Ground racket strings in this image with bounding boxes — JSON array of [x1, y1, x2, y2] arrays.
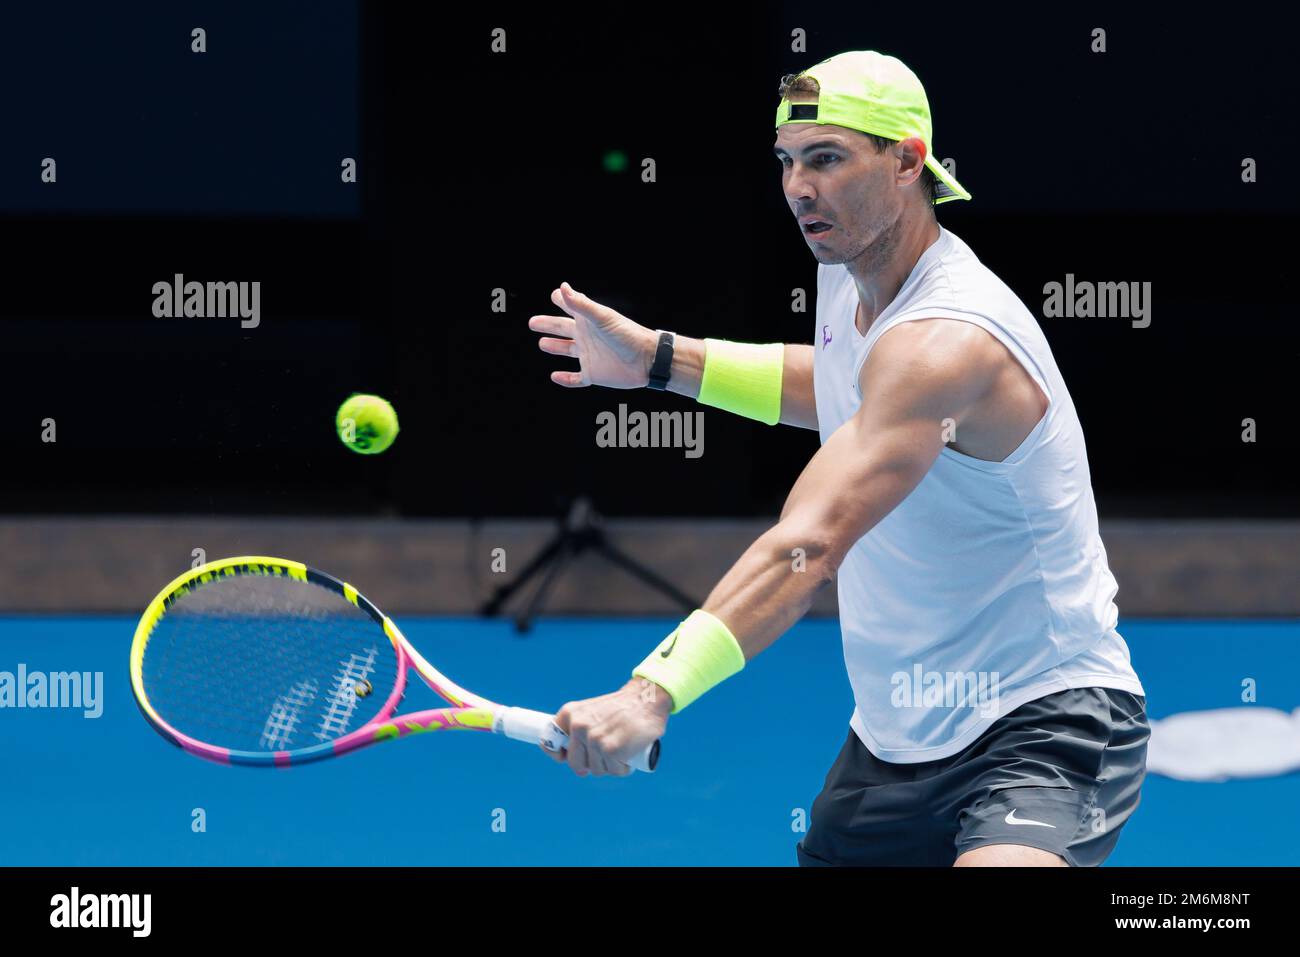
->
[[140, 575, 400, 754]]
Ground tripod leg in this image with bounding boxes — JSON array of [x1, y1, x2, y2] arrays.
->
[[479, 535, 567, 616], [515, 539, 577, 633]]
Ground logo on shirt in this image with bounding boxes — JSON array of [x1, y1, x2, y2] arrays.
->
[[822, 324, 832, 349]]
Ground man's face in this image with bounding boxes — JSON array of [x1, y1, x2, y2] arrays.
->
[[773, 102, 913, 266]]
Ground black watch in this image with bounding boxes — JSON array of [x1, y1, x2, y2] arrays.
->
[[646, 330, 676, 390]]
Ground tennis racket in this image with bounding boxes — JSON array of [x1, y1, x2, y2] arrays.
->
[[129, 556, 660, 772]]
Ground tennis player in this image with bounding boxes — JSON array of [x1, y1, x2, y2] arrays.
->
[[528, 50, 1149, 867]]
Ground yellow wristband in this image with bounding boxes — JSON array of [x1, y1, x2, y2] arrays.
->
[[632, 609, 746, 713], [697, 339, 784, 425]]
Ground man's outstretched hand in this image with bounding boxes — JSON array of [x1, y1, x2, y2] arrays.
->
[[528, 282, 657, 390]]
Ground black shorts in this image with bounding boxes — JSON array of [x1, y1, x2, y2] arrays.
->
[[796, 686, 1150, 867]]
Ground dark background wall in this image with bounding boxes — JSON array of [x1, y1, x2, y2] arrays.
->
[[3, 2, 1295, 518]]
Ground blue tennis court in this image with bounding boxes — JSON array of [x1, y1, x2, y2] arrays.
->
[[2, 616, 1297, 865]]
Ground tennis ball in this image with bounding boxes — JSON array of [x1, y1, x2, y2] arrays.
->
[[335, 394, 399, 454]]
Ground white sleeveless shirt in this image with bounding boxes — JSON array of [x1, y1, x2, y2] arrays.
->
[[813, 225, 1145, 763]]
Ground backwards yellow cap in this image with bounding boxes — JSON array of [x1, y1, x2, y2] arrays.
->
[[774, 50, 971, 205]]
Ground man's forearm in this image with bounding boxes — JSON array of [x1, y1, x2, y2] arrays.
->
[[776, 343, 816, 429], [699, 519, 836, 662], [658, 336, 816, 429]]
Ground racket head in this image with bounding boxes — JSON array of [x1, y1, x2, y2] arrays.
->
[[129, 556, 408, 767]]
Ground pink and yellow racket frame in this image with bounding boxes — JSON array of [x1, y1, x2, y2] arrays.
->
[[128, 556, 607, 768]]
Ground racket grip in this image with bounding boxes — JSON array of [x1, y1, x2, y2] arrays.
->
[[495, 707, 660, 773]]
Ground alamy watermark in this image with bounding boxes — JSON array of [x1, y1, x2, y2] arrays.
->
[[890, 665, 1001, 717], [0, 664, 103, 718], [50, 888, 151, 937], [1043, 274, 1151, 328], [596, 404, 703, 459], [152, 274, 260, 328]]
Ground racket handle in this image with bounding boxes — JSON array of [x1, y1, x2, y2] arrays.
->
[[495, 707, 660, 773]]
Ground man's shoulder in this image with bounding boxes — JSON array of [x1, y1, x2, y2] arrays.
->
[[866, 318, 1010, 399]]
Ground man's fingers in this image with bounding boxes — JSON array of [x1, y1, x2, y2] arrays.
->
[[554, 283, 618, 330], [566, 735, 591, 776], [550, 370, 587, 388], [595, 745, 635, 777], [538, 742, 566, 763], [537, 336, 578, 358], [529, 314, 576, 338], [559, 283, 598, 319], [552, 707, 572, 736], [552, 702, 646, 779], [550, 286, 579, 316]]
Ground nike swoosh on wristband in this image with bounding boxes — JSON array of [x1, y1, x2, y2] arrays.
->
[[660, 630, 680, 658], [1005, 809, 1056, 828]]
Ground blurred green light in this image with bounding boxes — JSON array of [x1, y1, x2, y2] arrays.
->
[[602, 150, 628, 174]]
